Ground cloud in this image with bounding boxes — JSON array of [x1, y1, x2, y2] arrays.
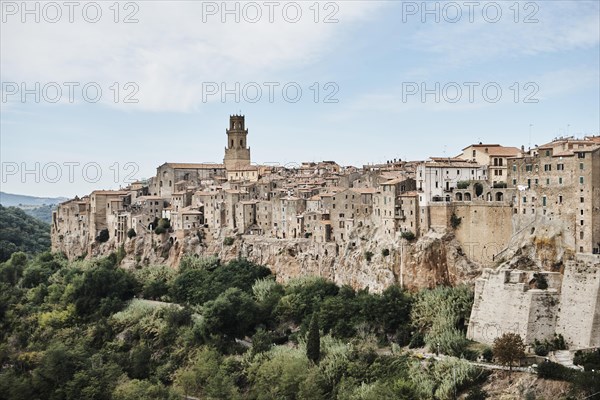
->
[[391, 1, 599, 72], [1, 1, 382, 112]]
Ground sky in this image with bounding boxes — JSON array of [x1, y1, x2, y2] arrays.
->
[[1, 0, 599, 198]]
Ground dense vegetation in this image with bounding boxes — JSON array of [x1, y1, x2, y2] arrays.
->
[[21, 205, 55, 224], [0, 251, 493, 400], [1, 251, 597, 399], [0, 205, 51, 262]]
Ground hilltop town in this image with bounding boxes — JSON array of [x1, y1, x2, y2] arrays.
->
[[51, 115, 600, 350]]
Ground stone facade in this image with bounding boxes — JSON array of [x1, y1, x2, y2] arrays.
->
[[467, 254, 600, 349]]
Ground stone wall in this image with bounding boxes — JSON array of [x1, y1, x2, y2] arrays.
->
[[468, 254, 600, 349], [453, 203, 513, 264], [467, 269, 560, 346], [555, 254, 600, 348]]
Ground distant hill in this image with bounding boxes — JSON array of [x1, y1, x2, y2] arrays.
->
[[22, 204, 55, 224], [0, 192, 68, 207], [0, 205, 51, 262]]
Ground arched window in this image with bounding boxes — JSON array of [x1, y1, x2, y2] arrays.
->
[[496, 192, 504, 201], [456, 193, 463, 201], [240, 139, 243, 147]]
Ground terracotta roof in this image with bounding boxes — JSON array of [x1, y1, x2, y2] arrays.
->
[[228, 165, 259, 171], [462, 144, 501, 150], [162, 163, 224, 169], [486, 147, 521, 157], [381, 178, 409, 185], [91, 190, 128, 195], [350, 188, 378, 194]]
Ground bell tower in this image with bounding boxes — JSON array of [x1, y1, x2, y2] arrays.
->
[[224, 115, 251, 171]]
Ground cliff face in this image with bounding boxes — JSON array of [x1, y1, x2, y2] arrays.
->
[[57, 224, 481, 292]]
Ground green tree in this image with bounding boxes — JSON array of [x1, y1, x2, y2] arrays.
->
[[493, 333, 525, 375], [0, 205, 51, 262], [95, 228, 109, 243], [72, 257, 138, 319], [113, 378, 176, 400], [201, 288, 259, 339], [306, 313, 321, 364], [126, 228, 136, 239]]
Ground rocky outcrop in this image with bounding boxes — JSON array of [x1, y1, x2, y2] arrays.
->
[[60, 223, 481, 292]]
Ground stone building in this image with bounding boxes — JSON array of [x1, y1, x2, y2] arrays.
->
[[459, 143, 521, 184], [224, 115, 251, 172], [508, 137, 600, 254], [154, 163, 225, 198]]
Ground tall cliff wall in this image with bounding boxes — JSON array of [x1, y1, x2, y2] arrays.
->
[[555, 255, 600, 348], [75, 224, 479, 292], [467, 254, 600, 349], [467, 269, 560, 346]]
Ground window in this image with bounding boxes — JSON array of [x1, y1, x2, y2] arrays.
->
[[512, 179, 517, 185], [545, 150, 550, 156], [523, 196, 527, 203], [559, 177, 563, 184], [580, 231, 584, 239], [544, 164, 552, 171], [581, 197, 584, 203], [557, 164, 564, 171], [580, 162, 584, 170], [580, 176, 584, 184], [542, 196, 547, 207], [546, 179, 550, 185], [558, 195, 563, 204], [578, 152, 585, 159], [525, 164, 533, 172], [472, 150, 476, 157], [512, 165, 516, 171]]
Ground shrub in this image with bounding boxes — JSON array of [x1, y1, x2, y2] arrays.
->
[[534, 273, 548, 290], [534, 343, 548, 357], [127, 228, 136, 239], [382, 248, 390, 257], [492, 182, 507, 188], [450, 213, 462, 229], [573, 349, 600, 371], [153, 218, 170, 234], [481, 347, 493, 362], [95, 229, 109, 243], [401, 231, 415, 241], [537, 360, 572, 380], [466, 387, 488, 400], [223, 237, 234, 246], [474, 182, 484, 197], [364, 251, 374, 262], [457, 181, 470, 189]]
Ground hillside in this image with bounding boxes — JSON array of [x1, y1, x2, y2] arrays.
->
[[0, 253, 595, 399], [0, 191, 68, 207], [20, 204, 55, 224], [0, 205, 51, 262]]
